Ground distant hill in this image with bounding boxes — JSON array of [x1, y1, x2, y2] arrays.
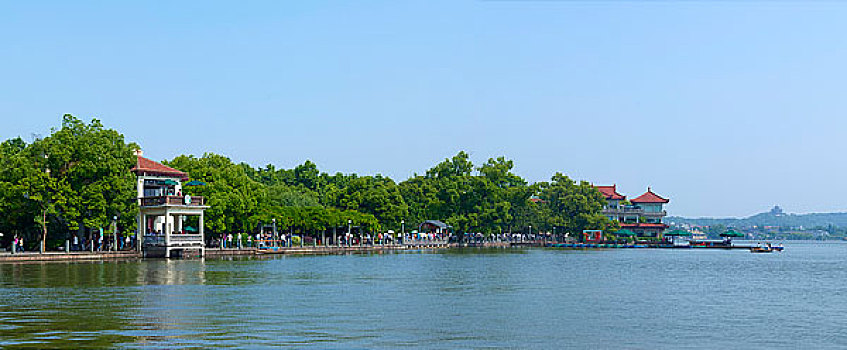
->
[[667, 206, 847, 228]]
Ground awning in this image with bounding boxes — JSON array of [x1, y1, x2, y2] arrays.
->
[[664, 229, 692, 237], [720, 230, 745, 238], [185, 180, 206, 186], [422, 220, 449, 228], [614, 229, 636, 236]]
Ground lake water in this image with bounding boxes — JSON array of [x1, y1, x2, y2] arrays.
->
[[1, 241, 846, 349]]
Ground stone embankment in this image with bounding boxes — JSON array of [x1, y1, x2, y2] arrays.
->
[[0, 251, 141, 262], [0, 241, 455, 262]]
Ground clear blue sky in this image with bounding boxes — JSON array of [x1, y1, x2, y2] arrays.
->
[[2, 1, 846, 217]]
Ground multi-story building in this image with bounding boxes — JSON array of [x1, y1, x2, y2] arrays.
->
[[132, 149, 209, 258], [595, 185, 669, 237]]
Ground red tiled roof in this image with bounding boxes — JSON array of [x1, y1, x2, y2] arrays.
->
[[631, 188, 669, 204], [594, 185, 626, 200], [131, 156, 188, 180]]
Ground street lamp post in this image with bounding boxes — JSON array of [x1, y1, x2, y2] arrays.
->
[[348, 219, 352, 247], [529, 225, 532, 242], [401, 220, 405, 245], [112, 215, 118, 252]]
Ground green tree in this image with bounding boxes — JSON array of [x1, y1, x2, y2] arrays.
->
[[0, 115, 137, 251], [166, 153, 263, 235], [540, 173, 613, 235]]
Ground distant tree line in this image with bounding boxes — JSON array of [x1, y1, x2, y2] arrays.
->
[[0, 115, 616, 249], [668, 207, 847, 230]]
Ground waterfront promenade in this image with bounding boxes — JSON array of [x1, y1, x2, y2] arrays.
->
[[0, 239, 760, 263], [0, 250, 141, 262], [0, 240, 456, 263]]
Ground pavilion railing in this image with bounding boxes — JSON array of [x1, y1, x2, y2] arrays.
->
[[140, 195, 205, 207], [403, 238, 449, 246], [602, 208, 666, 216], [170, 234, 203, 242], [143, 235, 165, 246], [143, 234, 202, 246]]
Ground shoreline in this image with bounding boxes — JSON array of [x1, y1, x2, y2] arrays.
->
[[0, 240, 770, 263], [0, 242, 459, 263]]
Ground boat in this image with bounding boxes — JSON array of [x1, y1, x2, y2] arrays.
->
[[690, 239, 733, 248], [749, 244, 784, 253]]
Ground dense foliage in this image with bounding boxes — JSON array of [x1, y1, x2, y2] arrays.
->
[[0, 116, 615, 248], [0, 115, 137, 250]]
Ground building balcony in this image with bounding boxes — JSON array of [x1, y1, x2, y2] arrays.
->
[[603, 207, 666, 216], [140, 195, 205, 207], [603, 207, 643, 214]]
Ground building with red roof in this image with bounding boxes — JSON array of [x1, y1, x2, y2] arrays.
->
[[594, 185, 669, 237], [595, 185, 626, 201], [131, 155, 189, 181], [631, 187, 669, 204], [132, 149, 209, 258]]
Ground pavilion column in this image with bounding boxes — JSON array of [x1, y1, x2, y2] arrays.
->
[[177, 215, 183, 234], [137, 212, 144, 252], [199, 212, 205, 257], [199, 212, 205, 242], [164, 209, 171, 258]]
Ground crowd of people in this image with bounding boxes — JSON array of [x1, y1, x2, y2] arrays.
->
[[69, 232, 136, 252], [204, 230, 454, 249], [3, 229, 456, 254], [2, 232, 137, 254]]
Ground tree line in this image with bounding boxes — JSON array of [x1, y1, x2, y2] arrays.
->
[[0, 115, 616, 249]]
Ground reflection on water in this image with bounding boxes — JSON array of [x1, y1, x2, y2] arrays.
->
[[137, 260, 204, 285], [2, 243, 847, 348]]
